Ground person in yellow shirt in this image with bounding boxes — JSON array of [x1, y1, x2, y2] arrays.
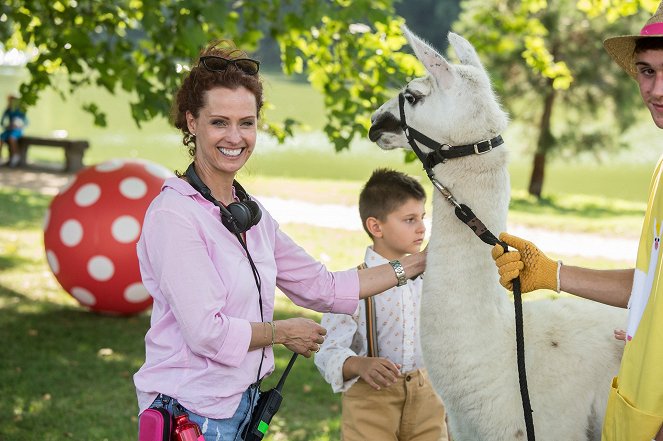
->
[[492, 3, 663, 441]]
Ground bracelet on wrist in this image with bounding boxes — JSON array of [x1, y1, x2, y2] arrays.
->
[[270, 321, 276, 346], [389, 259, 408, 287]]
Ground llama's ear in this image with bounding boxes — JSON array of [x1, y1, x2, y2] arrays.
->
[[448, 32, 483, 69], [401, 24, 454, 88]]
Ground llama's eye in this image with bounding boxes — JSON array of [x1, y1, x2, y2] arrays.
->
[[404, 92, 418, 104]]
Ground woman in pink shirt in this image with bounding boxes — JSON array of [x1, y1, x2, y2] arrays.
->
[[133, 40, 426, 441]]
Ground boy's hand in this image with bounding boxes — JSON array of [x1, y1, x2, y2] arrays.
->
[[491, 232, 560, 293], [613, 329, 627, 341], [350, 357, 401, 390]]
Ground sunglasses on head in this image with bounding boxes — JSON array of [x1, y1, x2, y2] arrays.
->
[[199, 56, 260, 76]]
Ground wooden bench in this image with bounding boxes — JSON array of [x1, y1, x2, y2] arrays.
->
[[18, 136, 90, 172]]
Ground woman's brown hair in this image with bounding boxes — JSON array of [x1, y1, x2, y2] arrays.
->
[[172, 40, 264, 157]]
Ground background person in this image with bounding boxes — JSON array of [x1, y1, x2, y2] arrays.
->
[[133, 40, 426, 441], [0, 93, 27, 168], [315, 168, 450, 441], [492, 4, 663, 440]]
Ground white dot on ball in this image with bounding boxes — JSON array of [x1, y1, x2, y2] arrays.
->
[[124, 283, 151, 303], [46, 250, 60, 274], [60, 219, 83, 247], [88, 255, 115, 281], [71, 287, 96, 306], [145, 163, 174, 179], [119, 177, 147, 199], [111, 216, 141, 243], [74, 183, 101, 207], [43, 209, 51, 231], [96, 160, 124, 172]]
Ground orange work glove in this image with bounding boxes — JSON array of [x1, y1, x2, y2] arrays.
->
[[491, 232, 561, 293]]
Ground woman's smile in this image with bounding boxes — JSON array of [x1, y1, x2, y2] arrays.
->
[[218, 146, 245, 157]]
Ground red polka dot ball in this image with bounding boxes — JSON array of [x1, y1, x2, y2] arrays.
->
[[43, 159, 174, 315]]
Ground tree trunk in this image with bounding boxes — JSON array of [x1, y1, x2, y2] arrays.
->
[[528, 83, 557, 198], [528, 152, 547, 198]]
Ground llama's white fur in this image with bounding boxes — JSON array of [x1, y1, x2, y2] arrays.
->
[[369, 28, 627, 441]]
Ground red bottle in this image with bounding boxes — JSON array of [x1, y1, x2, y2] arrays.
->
[[171, 406, 204, 441]]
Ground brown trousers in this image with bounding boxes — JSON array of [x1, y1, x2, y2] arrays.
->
[[341, 368, 451, 441]]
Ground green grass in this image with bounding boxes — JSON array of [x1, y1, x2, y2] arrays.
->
[[508, 190, 645, 238]]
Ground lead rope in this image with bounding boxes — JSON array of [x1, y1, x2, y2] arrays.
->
[[452, 203, 534, 441], [398, 94, 535, 440]]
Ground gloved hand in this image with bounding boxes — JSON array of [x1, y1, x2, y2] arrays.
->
[[491, 232, 561, 293]]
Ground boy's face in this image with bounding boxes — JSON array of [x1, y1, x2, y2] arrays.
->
[[635, 48, 663, 129], [369, 197, 426, 260]]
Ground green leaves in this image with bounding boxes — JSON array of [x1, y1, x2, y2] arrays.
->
[[2, 0, 420, 151], [82, 102, 107, 127], [7, 0, 649, 158], [455, 0, 655, 159], [276, 8, 419, 150], [577, 0, 657, 21]]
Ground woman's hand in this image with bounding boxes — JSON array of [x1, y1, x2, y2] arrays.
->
[[344, 356, 401, 390], [275, 317, 326, 358]]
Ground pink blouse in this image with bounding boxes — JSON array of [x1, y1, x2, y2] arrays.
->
[[133, 177, 359, 418]]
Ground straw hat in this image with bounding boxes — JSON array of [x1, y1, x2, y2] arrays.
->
[[604, 1, 663, 79]]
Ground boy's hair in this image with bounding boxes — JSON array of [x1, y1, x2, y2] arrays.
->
[[358, 168, 426, 238], [635, 36, 663, 53]]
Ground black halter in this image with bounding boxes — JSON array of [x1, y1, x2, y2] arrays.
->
[[398, 93, 504, 174], [398, 92, 536, 441]]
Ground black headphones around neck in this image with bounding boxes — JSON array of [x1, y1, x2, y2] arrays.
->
[[185, 162, 262, 235]]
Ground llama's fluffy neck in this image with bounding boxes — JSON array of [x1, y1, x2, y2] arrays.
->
[[423, 147, 512, 335]]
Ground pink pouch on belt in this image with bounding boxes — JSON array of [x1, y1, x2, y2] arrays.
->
[[138, 407, 172, 441]]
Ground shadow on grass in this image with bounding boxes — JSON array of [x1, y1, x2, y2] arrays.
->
[[0, 253, 33, 271], [0, 285, 151, 440], [0, 290, 340, 441], [509, 193, 645, 218], [0, 188, 51, 229]]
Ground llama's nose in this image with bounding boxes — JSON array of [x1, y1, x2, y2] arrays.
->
[[368, 124, 383, 142], [368, 112, 402, 142]]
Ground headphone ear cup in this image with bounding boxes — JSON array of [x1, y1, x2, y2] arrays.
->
[[220, 211, 240, 235], [245, 200, 262, 226], [226, 201, 261, 234]]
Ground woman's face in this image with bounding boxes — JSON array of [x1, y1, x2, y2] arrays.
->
[[186, 86, 258, 178]]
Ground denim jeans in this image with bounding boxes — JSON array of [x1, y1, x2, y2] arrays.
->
[[146, 386, 260, 441]]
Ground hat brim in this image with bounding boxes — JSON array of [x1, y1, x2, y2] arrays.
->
[[604, 33, 663, 79], [604, 35, 639, 79]]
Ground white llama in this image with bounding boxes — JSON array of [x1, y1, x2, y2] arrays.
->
[[368, 27, 627, 441]]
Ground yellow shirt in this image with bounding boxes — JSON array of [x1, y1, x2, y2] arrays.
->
[[602, 156, 663, 440]]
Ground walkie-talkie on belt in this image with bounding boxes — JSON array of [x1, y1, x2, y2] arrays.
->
[[245, 352, 298, 441]]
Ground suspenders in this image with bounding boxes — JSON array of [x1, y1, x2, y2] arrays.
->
[[358, 263, 379, 358]]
